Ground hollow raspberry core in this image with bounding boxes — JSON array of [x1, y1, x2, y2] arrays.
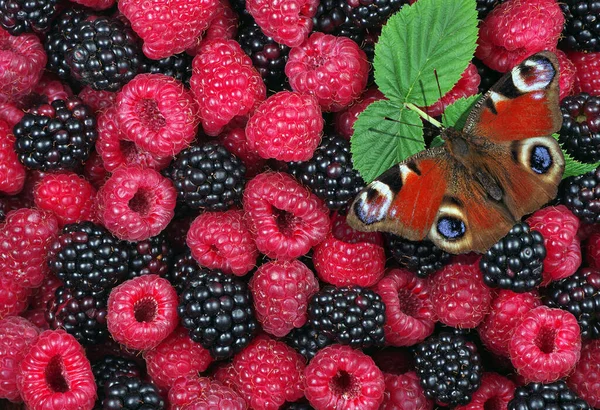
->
[[45, 355, 69, 393], [331, 370, 359, 398], [134, 297, 158, 323], [136, 99, 166, 130]]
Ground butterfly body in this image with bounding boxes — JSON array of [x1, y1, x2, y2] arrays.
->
[[347, 52, 565, 254]]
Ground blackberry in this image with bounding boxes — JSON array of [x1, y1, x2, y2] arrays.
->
[[101, 376, 165, 410], [288, 133, 365, 210], [559, 93, 600, 163], [92, 355, 143, 397], [285, 323, 333, 361], [229, 0, 250, 21], [508, 381, 591, 410], [545, 268, 600, 339], [166, 142, 246, 212], [307, 285, 386, 349], [237, 19, 290, 92], [342, 0, 409, 30], [560, 0, 600, 52], [414, 332, 483, 406], [47, 221, 130, 296], [0, 0, 59, 35], [143, 52, 193, 86], [13, 97, 97, 171], [558, 166, 600, 224], [165, 249, 201, 294], [476, 0, 506, 19], [479, 222, 546, 292], [473, 57, 502, 94], [127, 233, 174, 279], [313, 0, 352, 36], [386, 235, 451, 278], [178, 269, 258, 360], [66, 16, 144, 92]]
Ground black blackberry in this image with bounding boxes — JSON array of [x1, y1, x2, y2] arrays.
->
[[545, 268, 600, 339], [143, 52, 193, 86], [0, 0, 59, 35], [558, 166, 600, 224], [229, 0, 250, 21], [414, 332, 483, 406], [237, 19, 290, 92], [101, 376, 165, 410], [476, 0, 505, 20], [508, 381, 591, 410], [313, 0, 351, 36], [479, 222, 546, 292], [127, 233, 174, 279], [47, 221, 130, 296], [288, 133, 365, 210], [282, 400, 315, 410], [285, 323, 333, 361], [178, 269, 258, 360], [92, 355, 143, 395], [308, 285, 386, 349], [13, 97, 97, 171], [166, 142, 246, 212], [560, 0, 600, 52], [165, 249, 201, 294], [386, 235, 451, 278], [559, 93, 600, 163], [473, 57, 502, 94], [342, 0, 409, 30]]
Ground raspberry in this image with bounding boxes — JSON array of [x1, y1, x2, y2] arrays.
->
[[18, 73, 73, 109], [246, 91, 324, 162], [334, 87, 385, 139], [304, 344, 385, 410], [0, 119, 26, 195], [190, 39, 266, 136], [249, 259, 319, 337], [477, 290, 541, 357], [246, 0, 318, 47], [0, 28, 46, 103], [243, 172, 330, 260], [381, 371, 432, 410], [17, 329, 96, 410], [286, 32, 369, 111], [70, 0, 114, 9], [0, 316, 39, 402], [118, 0, 219, 59], [559, 93, 600, 163], [568, 339, 600, 408], [0, 101, 24, 127], [220, 127, 266, 177], [587, 232, 600, 268], [97, 165, 177, 241], [313, 212, 385, 287], [373, 268, 436, 347], [430, 262, 492, 328], [0, 276, 30, 319], [78, 86, 117, 114], [509, 306, 582, 383], [168, 376, 247, 410], [557, 49, 577, 100], [28, 274, 61, 311], [423, 62, 481, 117], [201, 0, 238, 43], [83, 151, 109, 189], [569, 51, 600, 97], [144, 327, 213, 390], [455, 372, 516, 410], [116, 74, 199, 157], [526, 205, 582, 284], [106, 274, 179, 350], [509, 381, 590, 410]]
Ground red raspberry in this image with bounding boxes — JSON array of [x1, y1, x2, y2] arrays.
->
[[83, 151, 109, 190], [78, 86, 116, 114], [381, 371, 433, 410], [455, 372, 515, 410], [190, 39, 266, 136], [334, 88, 385, 140], [116, 74, 199, 157], [169, 375, 247, 410], [97, 165, 177, 241], [0, 276, 31, 320], [429, 262, 492, 328], [0, 316, 39, 402], [17, 73, 73, 110], [475, 0, 563, 73], [220, 127, 266, 177], [34, 172, 97, 227], [119, 0, 218, 59], [423, 63, 480, 117], [144, 327, 213, 390], [0, 102, 24, 128], [202, 0, 238, 42], [28, 274, 62, 311], [71, 0, 114, 10], [509, 306, 581, 383], [246, 0, 318, 47], [0, 119, 26, 195], [187, 210, 258, 276], [0, 208, 59, 288], [313, 212, 385, 287], [374, 269, 436, 347], [526, 205, 581, 285], [249, 259, 319, 337], [569, 51, 600, 97], [286, 32, 369, 112], [304, 344, 385, 410], [107, 274, 178, 350], [0, 28, 46, 104], [478, 290, 541, 358], [246, 91, 324, 162], [243, 172, 330, 260], [568, 339, 600, 408], [587, 232, 600, 268], [17, 330, 96, 410], [556, 49, 577, 100]]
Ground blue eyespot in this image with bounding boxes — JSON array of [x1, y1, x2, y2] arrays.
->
[[530, 145, 552, 174], [437, 217, 466, 240]]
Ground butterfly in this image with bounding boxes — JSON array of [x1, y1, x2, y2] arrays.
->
[[347, 51, 565, 254]]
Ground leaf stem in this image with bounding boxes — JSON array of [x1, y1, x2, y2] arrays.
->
[[404, 103, 444, 129]]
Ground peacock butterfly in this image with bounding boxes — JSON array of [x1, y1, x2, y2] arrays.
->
[[347, 51, 565, 254]]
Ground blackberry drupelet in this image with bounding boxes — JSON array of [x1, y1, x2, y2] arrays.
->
[[143, 52, 193, 86], [66, 16, 144, 92], [13, 97, 97, 171], [476, 0, 505, 19], [560, 0, 600, 52], [386, 235, 451, 278], [101, 376, 165, 410], [414, 332, 483, 406], [0, 0, 59, 35], [47, 221, 130, 295], [559, 93, 600, 163], [288, 133, 365, 210], [479, 222, 546, 292], [92, 355, 143, 395], [166, 142, 246, 212], [127, 233, 174, 279], [178, 269, 258, 360], [342, 0, 409, 30], [166, 249, 200, 294], [313, 0, 352, 36], [558, 167, 600, 224], [474, 57, 502, 94], [307, 285, 386, 349], [545, 268, 600, 339], [285, 323, 333, 361], [508, 381, 591, 410]]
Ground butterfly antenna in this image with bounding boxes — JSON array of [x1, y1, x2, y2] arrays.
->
[[434, 69, 448, 125]]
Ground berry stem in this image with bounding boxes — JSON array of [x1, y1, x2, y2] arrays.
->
[[403, 103, 443, 129]]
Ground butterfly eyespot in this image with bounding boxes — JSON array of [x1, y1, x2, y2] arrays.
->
[[512, 57, 555, 93], [436, 216, 466, 240], [530, 145, 553, 174], [352, 181, 393, 225]]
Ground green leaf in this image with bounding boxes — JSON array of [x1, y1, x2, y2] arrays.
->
[[441, 94, 481, 129], [430, 135, 444, 147], [553, 134, 600, 178], [374, 0, 478, 105], [351, 100, 425, 183]]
